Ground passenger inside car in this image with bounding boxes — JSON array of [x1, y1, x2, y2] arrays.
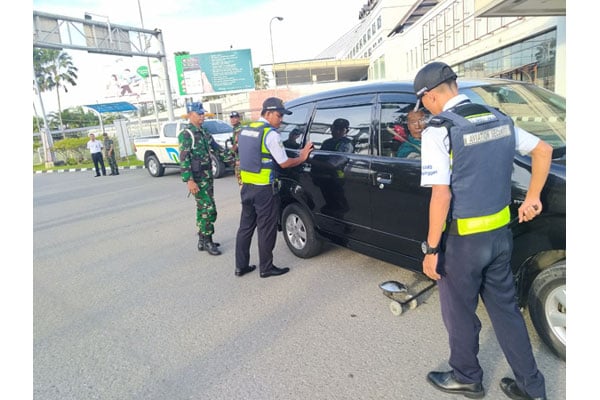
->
[[395, 109, 426, 159], [321, 118, 354, 153]]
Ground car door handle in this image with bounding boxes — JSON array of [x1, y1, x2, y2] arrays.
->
[[376, 173, 392, 185]]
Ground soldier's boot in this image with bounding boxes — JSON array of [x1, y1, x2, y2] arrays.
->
[[197, 233, 205, 251], [198, 232, 220, 251], [204, 235, 222, 256]]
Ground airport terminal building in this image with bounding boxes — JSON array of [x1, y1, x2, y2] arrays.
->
[[265, 0, 565, 99]]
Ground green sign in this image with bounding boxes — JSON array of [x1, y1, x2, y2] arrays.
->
[[174, 49, 255, 95], [136, 66, 149, 78]]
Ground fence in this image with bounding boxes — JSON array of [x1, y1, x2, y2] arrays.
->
[[33, 118, 169, 166]]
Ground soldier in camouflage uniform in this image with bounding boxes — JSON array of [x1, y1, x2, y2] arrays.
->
[[229, 111, 243, 186], [103, 132, 119, 175], [178, 102, 233, 256]]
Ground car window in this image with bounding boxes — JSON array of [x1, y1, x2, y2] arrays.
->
[[460, 83, 566, 148], [281, 104, 311, 148], [377, 93, 421, 159], [308, 97, 372, 154], [164, 122, 177, 138], [203, 120, 233, 135]]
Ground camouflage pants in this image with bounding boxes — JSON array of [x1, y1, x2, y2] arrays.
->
[[234, 160, 242, 186], [106, 154, 118, 174], [193, 178, 217, 235]]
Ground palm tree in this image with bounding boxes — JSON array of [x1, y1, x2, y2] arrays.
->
[[33, 48, 79, 130], [254, 67, 269, 90]]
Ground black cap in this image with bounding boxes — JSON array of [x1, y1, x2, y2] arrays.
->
[[262, 97, 292, 115], [230, 111, 240, 118], [332, 118, 349, 130], [413, 62, 457, 98]]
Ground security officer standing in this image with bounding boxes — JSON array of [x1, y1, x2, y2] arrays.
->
[[415, 62, 552, 400], [234, 97, 313, 278], [103, 132, 119, 175], [229, 111, 243, 186], [179, 102, 231, 256]]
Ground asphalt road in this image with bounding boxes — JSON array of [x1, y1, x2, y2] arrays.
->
[[33, 168, 566, 400]]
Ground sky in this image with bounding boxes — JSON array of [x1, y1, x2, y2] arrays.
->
[[32, 0, 367, 112]]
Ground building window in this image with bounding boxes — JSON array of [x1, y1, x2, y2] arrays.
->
[[456, 29, 557, 91]]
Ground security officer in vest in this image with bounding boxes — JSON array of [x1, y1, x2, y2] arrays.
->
[[179, 102, 231, 256], [416, 62, 552, 400], [234, 97, 313, 278]]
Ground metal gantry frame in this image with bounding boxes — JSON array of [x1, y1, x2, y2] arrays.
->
[[33, 10, 176, 164]]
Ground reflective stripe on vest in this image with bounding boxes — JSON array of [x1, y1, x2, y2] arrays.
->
[[454, 205, 510, 235]]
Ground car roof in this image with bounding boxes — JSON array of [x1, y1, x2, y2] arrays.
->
[[284, 78, 531, 107]]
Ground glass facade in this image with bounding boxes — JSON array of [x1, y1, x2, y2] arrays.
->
[[455, 30, 557, 91]]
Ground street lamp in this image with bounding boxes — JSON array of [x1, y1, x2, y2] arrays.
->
[[269, 16, 283, 90]]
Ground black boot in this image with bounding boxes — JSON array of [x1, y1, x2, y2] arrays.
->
[[198, 232, 220, 251], [198, 233, 205, 251], [204, 235, 221, 256]]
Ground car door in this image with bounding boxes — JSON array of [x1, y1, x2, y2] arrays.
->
[[303, 94, 376, 243], [367, 92, 431, 270]]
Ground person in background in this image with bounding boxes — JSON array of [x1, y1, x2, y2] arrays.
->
[[178, 102, 231, 256], [234, 97, 313, 278], [103, 132, 119, 175], [229, 111, 243, 186], [321, 118, 353, 153], [86, 133, 106, 177], [396, 109, 426, 159], [415, 61, 551, 400]]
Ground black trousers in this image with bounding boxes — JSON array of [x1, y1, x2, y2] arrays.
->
[[91, 152, 106, 176], [437, 227, 546, 398], [235, 184, 279, 273]]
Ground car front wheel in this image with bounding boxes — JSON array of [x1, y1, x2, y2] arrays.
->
[[527, 261, 566, 360], [281, 203, 322, 259], [211, 153, 225, 179]]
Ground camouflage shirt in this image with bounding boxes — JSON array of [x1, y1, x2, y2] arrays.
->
[[178, 123, 231, 182], [231, 122, 242, 159]]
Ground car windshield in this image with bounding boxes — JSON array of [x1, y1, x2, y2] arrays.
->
[[460, 82, 566, 149], [203, 120, 233, 134]]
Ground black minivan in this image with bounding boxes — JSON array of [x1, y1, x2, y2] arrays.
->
[[276, 79, 566, 360]]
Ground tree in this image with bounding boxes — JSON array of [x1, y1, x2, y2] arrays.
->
[[254, 67, 269, 90], [33, 48, 79, 130]]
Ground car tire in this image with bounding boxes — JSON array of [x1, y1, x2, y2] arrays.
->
[[527, 260, 566, 360], [211, 153, 225, 179], [282, 203, 323, 259], [146, 154, 164, 177]]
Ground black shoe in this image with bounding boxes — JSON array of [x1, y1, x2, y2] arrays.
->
[[95, 174, 101, 177], [235, 265, 256, 277], [500, 378, 546, 400], [260, 266, 290, 278], [427, 371, 484, 399]]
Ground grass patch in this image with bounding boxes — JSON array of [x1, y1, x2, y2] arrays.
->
[[33, 156, 144, 172]]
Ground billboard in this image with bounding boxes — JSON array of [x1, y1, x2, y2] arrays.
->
[[174, 49, 255, 95], [101, 58, 166, 103]]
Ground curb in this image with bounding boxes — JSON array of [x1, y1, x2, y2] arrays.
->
[[34, 166, 145, 174]]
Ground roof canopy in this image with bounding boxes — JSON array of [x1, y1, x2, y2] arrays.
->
[[83, 101, 138, 113]]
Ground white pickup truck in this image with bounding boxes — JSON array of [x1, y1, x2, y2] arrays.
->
[[133, 119, 233, 178]]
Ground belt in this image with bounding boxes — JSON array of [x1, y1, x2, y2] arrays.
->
[[447, 205, 510, 235]]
